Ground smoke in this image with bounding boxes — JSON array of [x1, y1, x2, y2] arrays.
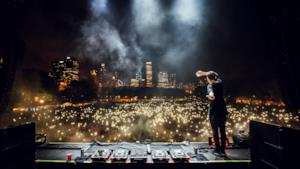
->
[[75, 0, 144, 76], [75, 0, 205, 79], [133, 0, 164, 30], [163, 0, 204, 69], [132, 0, 204, 72], [90, 0, 108, 16], [132, 0, 167, 48], [172, 0, 202, 26]]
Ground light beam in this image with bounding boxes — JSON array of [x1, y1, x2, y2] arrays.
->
[[132, 0, 164, 31], [172, 0, 201, 26]]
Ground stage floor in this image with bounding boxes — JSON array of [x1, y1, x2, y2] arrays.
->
[[36, 142, 250, 169]]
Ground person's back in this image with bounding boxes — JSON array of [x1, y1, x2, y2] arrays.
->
[[207, 82, 227, 121]]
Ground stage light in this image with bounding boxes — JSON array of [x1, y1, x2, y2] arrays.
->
[[172, 0, 201, 26], [132, 0, 163, 30], [91, 0, 108, 16]]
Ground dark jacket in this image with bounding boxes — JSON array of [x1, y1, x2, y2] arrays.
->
[[207, 82, 228, 121]]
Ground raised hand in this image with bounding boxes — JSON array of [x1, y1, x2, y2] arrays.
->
[[195, 70, 207, 77]]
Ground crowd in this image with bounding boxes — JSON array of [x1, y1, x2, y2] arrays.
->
[[5, 99, 300, 142]]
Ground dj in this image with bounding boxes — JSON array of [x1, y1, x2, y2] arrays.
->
[[195, 70, 228, 156]]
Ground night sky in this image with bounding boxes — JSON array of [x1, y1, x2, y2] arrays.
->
[[21, 0, 282, 96]]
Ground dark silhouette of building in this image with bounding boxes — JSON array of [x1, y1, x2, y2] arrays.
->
[[254, 0, 300, 110], [0, 0, 25, 114]]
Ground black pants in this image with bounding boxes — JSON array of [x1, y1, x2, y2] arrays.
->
[[210, 116, 226, 152]]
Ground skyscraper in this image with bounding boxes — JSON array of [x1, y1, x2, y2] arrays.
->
[[134, 70, 145, 87], [97, 64, 121, 88], [169, 73, 177, 88], [111, 72, 119, 88], [157, 72, 169, 88], [49, 56, 79, 90], [146, 62, 153, 87], [64, 56, 80, 82], [136, 71, 142, 80], [97, 63, 107, 87]]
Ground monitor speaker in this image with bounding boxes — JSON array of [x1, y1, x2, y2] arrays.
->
[[250, 120, 300, 169]]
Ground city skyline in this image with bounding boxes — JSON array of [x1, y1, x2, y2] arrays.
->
[[2, 0, 298, 100], [17, 0, 285, 93], [49, 57, 183, 89]]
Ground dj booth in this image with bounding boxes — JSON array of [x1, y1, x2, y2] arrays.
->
[[5, 121, 299, 169], [35, 141, 250, 169]]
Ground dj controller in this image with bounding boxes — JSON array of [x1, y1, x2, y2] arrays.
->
[[36, 141, 250, 165], [74, 142, 193, 164]]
